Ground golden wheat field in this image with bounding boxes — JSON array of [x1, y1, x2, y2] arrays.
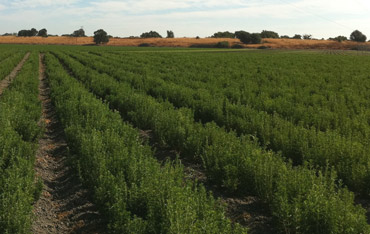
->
[[0, 36, 368, 49]]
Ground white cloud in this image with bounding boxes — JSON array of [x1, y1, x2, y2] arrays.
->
[[0, 0, 369, 39], [9, 0, 78, 8]]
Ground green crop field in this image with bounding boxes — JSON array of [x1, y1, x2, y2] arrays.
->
[[0, 44, 370, 233]]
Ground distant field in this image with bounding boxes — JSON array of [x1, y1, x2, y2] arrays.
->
[[0, 36, 369, 49], [0, 45, 369, 233]]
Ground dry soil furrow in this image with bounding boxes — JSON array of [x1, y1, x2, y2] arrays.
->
[[0, 52, 30, 95], [140, 130, 274, 234], [32, 53, 105, 234]]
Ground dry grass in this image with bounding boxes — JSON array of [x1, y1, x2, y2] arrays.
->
[[255, 38, 368, 50], [0, 36, 241, 47], [0, 36, 369, 50]]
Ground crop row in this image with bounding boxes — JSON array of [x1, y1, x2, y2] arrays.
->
[[87, 50, 370, 138], [0, 52, 42, 233], [65, 50, 370, 195], [44, 53, 246, 233], [0, 52, 26, 81], [85, 50, 370, 142], [51, 50, 370, 234]]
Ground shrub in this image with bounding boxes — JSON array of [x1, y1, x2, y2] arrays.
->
[[231, 44, 244, 49], [214, 41, 229, 48], [138, 43, 152, 47]]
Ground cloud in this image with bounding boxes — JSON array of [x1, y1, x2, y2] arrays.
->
[[0, 0, 369, 38], [7, 0, 78, 8]]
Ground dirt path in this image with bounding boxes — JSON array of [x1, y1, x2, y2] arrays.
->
[[0, 52, 30, 95], [32, 53, 105, 234]]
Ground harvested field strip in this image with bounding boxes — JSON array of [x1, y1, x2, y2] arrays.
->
[[32, 53, 104, 234]]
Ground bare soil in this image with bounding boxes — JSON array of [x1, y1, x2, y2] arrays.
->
[[0, 52, 30, 95], [32, 53, 105, 234], [139, 130, 275, 234]]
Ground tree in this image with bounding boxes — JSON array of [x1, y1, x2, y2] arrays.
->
[[303, 34, 312, 40], [93, 29, 109, 44], [166, 30, 174, 38], [18, 28, 38, 37], [250, 33, 262, 44], [235, 31, 261, 44], [280, 35, 290, 39], [235, 31, 250, 44], [292, 34, 302, 39], [18, 30, 29, 37], [211, 31, 235, 38], [72, 28, 86, 37], [350, 30, 367, 42], [30, 28, 38, 36], [140, 31, 162, 38], [37, 28, 48, 37], [260, 30, 279, 38], [330, 36, 347, 42]]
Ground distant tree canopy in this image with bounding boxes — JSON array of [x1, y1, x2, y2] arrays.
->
[[72, 28, 86, 37], [260, 30, 279, 38], [18, 28, 38, 37], [280, 35, 290, 39], [211, 31, 235, 38], [140, 31, 162, 38], [350, 30, 367, 42], [2, 32, 17, 36], [166, 30, 174, 38], [292, 34, 302, 39], [37, 28, 48, 37], [329, 36, 348, 42], [93, 29, 109, 44], [303, 34, 312, 40], [235, 31, 262, 44]]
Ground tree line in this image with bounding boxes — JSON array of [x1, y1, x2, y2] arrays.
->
[[211, 29, 368, 43], [2, 27, 368, 45]]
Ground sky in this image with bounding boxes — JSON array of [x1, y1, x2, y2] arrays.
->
[[0, 0, 369, 39]]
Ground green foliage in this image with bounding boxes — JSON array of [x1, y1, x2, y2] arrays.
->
[[214, 41, 229, 48], [37, 28, 48, 37], [303, 34, 312, 40], [140, 31, 162, 38], [17, 28, 38, 37], [44, 52, 247, 234], [236, 31, 261, 44], [93, 29, 109, 44], [260, 30, 279, 38], [211, 31, 235, 38], [166, 30, 174, 38], [350, 30, 367, 42], [330, 35, 348, 42], [50, 49, 370, 233], [71, 28, 86, 37], [0, 52, 25, 80], [0, 52, 42, 233], [292, 34, 302, 39]]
